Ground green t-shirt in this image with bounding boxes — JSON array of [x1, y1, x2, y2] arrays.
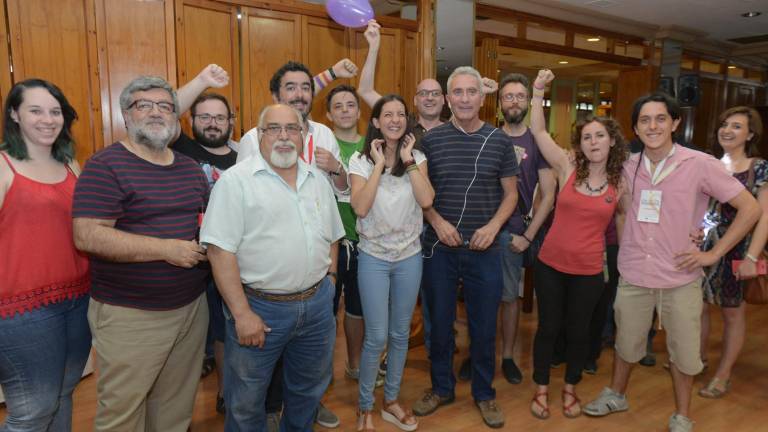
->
[[337, 136, 365, 241]]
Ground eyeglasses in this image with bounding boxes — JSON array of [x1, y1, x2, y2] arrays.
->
[[261, 124, 303, 137], [194, 114, 231, 125], [501, 93, 528, 102], [416, 90, 443, 98], [129, 99, 175, 114]]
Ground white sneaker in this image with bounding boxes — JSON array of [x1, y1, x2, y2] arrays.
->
[[669, 414, 694, 432], [584, 387, 628, 417]]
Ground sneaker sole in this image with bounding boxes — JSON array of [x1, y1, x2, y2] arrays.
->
[[315, 419, 340, 428], [583, 404, 628, 417]]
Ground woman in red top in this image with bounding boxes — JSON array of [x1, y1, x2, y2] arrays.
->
[[527, 70, 627, 419], [0, 79, 90, 431]]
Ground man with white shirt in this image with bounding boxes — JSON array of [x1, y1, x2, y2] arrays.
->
[[202, 104, 344, 432], [237, 61, 348, 193]]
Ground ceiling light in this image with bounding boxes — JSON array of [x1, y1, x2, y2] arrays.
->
[[741, 11, 762, 18], [558, 61, 569, 64], [728, 65, 737, 69], [587, 37, 600, 42]]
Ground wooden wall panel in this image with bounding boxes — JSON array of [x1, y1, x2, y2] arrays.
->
[[176, 0, 240, 137], [241, 8, 301, 132], [691, 77, 720, 151], [6, 0, 98, 163], [615, 66, 654, 139], [301, 16, 349, 128], [403, 30, 420, 114], [95, 0, 176, 146]]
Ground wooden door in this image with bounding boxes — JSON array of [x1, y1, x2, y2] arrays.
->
[[6, 0, 101, 163], [551, 82, 574, 149], [615, 66, 654, 139], [240, 8, 301, 133], [175, 0, 241, 138], [94, 0, 176, 146]]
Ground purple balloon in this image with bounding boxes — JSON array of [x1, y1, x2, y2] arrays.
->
[[326, 0, 374, 28]]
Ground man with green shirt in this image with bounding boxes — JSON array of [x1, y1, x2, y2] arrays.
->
[[325, 84, 374, 383]]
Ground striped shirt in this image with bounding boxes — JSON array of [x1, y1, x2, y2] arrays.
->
[[73, 143, 209, 310], [422, 122, 519, 249]]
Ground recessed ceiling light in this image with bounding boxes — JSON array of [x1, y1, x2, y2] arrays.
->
[[741, 11, 761, 18], [587, 37, 601, 42], [558, 61, 569, 64], [728, 65, 737, 69]]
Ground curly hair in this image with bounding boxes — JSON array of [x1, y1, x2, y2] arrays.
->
[[571, 115, 628, 188]]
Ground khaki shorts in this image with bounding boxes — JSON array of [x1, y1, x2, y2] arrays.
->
[[614, 277, 704, 376]]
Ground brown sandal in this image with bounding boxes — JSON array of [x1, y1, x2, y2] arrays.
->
[[562, 388, 582, 418], [530, 391, 550, 420], [357, 408, 375, 432], [381, 400, 418, 431]]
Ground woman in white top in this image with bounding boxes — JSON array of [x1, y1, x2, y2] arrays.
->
[[349, 94, 434, 432]]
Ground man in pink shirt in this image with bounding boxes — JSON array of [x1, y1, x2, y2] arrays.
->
[[584, 93, 761, 432]]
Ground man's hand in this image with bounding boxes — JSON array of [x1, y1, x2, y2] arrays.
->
[[534, 69, 555, 90], [234, 310, 272, 348], [481, 77, 498, 95], [364, 19, 381, 48], [315, 147, 340, 173], [470, 223, 500, 251], [332, 58, 358, 79], [674, 249, 718, 272], [165, 239, 207, 268], [509, 234, 530, 253], [434, 217, 462, 247], [195, 64, 229, 88]]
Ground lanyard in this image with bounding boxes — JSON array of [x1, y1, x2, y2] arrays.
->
[[300, 134, 314, 165], [643, 145, 676, 185]]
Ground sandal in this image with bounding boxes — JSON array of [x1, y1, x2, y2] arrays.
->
[[381, 400, 418, 431], [357, 408, 375, 432], [530, 391, 550, 420], [562, 388, 582, 418], [698, 377, 731, 399]]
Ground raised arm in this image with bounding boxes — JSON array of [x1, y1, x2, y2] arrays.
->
[[176, 64, 230, 115], [530, 69, 570, 178], [358, 20, 383, 108], [313, 58, 358, 96]]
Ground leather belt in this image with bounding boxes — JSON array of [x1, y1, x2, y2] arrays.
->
[[243, 279, 323, 302]]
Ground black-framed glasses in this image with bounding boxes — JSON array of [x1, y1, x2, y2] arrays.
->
[[129, 99, 175, 114], [194, 114, 231, 125], [501, 93, 528, 102], [261, 124, 303, 137], [416, 89, 443, 98]]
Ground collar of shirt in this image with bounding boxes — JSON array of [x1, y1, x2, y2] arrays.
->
[[247, 150, 315, 190], [643, 144, 676, 185]]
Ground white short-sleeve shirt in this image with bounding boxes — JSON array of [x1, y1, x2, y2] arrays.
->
[[348, 150, 426, 262], [200, 152, 345, 293]]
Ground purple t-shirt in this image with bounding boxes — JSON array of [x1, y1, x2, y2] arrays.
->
[[73, 143, 209, 310], [505, 128, 550, 235]]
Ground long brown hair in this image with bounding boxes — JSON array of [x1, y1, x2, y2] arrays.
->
[[361, 94, 415, 177], [711, 106, 764, 159], [571, 115, 628, 188]]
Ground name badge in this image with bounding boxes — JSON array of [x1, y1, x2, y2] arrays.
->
[[638, 190, 662, 223]]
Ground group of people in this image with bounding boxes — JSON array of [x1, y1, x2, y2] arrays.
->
[[1, 18, 766, 432]]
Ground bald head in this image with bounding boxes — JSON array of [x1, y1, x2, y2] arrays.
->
[[414, 78, 444, 121]]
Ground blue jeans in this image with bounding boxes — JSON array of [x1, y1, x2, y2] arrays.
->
[[223, 278, 336, 432], [357, 251, 421, 410], [0, 295, 91, 432], [423, 247, 503, 401]]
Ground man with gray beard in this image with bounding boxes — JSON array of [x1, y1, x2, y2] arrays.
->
[[73, 76, 210, 432], [201, 103, 344, 431]]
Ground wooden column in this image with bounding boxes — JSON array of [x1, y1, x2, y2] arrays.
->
[[476, 38, 499, 125], [417, 0, 435, 79]]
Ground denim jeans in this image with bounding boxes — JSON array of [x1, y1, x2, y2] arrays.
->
[[423, 247, 503, 401], [0, 295, 91, 432], [223, 278, 336, 432], [357, 251, 421, 410]]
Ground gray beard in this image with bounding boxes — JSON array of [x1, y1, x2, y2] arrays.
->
[[130, 127, 173, 151]]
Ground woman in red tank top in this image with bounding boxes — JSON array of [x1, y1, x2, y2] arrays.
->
[[0, 79, 90, 431], [526, 70, 628, 419]]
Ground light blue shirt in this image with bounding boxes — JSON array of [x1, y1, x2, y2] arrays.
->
[[201, 152, 345, 293]]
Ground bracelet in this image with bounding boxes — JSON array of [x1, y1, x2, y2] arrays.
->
[[532, 89, 545, 98], [521, 233, 532, 243], [746, 253, 759, 263], [328, 67, 337, 80], [406, 164, 419, 173]]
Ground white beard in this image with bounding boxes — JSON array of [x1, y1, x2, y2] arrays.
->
[[270, 141, 298, 168]]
